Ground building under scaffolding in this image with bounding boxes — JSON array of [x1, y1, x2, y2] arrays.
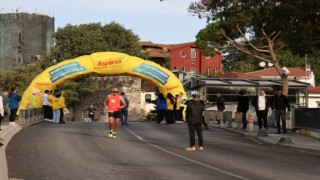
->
[[0, 13, 54, 70]]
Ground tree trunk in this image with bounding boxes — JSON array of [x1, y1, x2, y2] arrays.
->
[[281, 74, 289, 96]]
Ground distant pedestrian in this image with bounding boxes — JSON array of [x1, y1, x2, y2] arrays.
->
[[104, 88, 127, 139], [42, 90, 50, 121], [174, 94, 181, 123], [0, 95, 4, 131], [216, 92, 225, 124], [178, 92, 186, 122], [52, 93, 60, 124], [185, 91, 205, 151], [9, 87, 21, 126], [251, 89, 270, 129], [270, 88, 291, 134], [237, 90, 249, 129], [0, 83, 9, 118], [58, 92, 66, 124], [48, 90, 55, 122], [166, 93, 176, 124], [185, 91, 209, 129], [87, 105, 96, 122], [120, 91, 129, 125], [155, 93, 167, 124]]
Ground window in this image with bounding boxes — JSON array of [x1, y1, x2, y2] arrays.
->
[[180, 51, 186, 58], [181, 67, 185, 72], [212, 68, 217, 77], [191, 48, 196, 59], [205, 68, 210, 76], [190, 67, 196, 73], [173, 66, 178, 70]]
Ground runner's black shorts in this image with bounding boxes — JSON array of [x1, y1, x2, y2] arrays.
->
[[108, 111, 121, 119]]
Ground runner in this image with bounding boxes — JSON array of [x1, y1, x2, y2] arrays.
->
[[103, 88, 127, 139]]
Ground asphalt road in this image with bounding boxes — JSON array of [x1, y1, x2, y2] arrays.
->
[[6, 121, 320, 180]]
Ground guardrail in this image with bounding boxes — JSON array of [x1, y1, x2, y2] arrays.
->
[[18, 108, 43, 126], [204, 109, 295, 130]]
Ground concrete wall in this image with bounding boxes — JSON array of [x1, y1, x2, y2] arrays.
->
[[0, 13, 54, 70]]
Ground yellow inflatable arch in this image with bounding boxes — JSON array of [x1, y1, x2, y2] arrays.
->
[[19, 52, 186, 109]]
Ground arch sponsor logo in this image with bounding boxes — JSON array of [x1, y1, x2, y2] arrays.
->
[[94, 58, 124, 69], [49, 62, 86, 83]]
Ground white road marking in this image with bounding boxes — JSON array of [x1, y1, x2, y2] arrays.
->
[[124, 126, 250, 180]]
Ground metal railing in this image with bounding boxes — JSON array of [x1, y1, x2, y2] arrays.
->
[[19, 108, 43, 126]]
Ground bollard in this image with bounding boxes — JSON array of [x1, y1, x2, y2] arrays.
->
[[217, 110, 224, 127], [247, 113, 254, 133], [19, 109, 26, 126], [210, 110, 217, 125], [204, 110, 210, 124], [225, 111, 233, 128], [235, 112, 243, 130], [286, 111, 291, 129]]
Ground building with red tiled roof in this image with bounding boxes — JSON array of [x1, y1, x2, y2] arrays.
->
[[139, 41, 222, 77], [216, 72, 257, 79], [308, 86, 320, 107], [308, 86, 320, 94], [244, 66, 315, 87]]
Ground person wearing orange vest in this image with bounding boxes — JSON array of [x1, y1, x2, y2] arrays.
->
[[103, 88, 127, 139]]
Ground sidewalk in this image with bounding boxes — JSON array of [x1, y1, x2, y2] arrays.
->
[[0, 121, 27, 180], [210, 121, 320, 154]]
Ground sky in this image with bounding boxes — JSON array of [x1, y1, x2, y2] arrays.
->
[[0, 0, 208, 44]]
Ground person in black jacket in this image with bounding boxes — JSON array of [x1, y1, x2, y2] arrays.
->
[[270, 89, 291, 134], [216, 92, 225, 124], [237, 90, 249, 129], [251, 89, 270, 129], [185, 92, 205, 151], [185, 92, 209, 129]]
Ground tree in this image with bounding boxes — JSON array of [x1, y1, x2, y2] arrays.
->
[[45, 22, 146, 106], [189, 0, 320, 95], [48, 22, 144, 61]]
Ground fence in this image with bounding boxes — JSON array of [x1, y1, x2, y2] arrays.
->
[[295, 108, 320, 132], [203, 108, 295, 130], [19, 108, 43, 126]]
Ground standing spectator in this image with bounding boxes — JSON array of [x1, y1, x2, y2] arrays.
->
[[166, 93, 176, 124], [120, 91, 129, 126], [48, 90, 55, 122], [0, 95, 4, 130], [185, 91, 205, 151], [185, 91, 209, 129], [178, 92, 186, 122], [52, 93, 60, 124], [9, 87, 21, 126], [155, 93, 167, 125], [42, 90, 50, 121], [104, 88, 127, 139], [87, 105, 96, 122], [251, 89, 270, 129], [58, 92, 66, 124], [270, 88, 291, 134], [237, 90, 249, 129], [216, 92, 225, 124], [0, 83, 9, 117], [174, 94, 181, 123]]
